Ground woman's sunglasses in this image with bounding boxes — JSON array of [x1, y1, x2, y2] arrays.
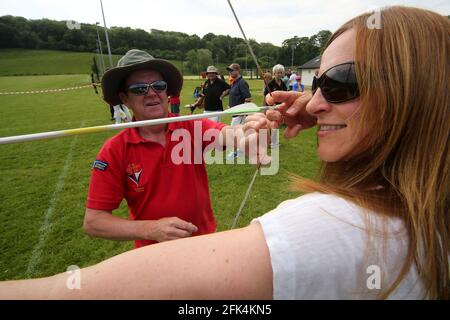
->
[[127, 80, 168, 95], [312, 62, 359, 104]]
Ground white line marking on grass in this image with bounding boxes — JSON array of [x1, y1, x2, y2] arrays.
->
[[26, 121, 85, 277]]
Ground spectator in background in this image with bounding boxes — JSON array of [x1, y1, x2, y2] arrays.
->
[[112, 104, 132, 124], [285, 68, 292, 80], [288, 71, 298, 91], [189, 66, 230, 122], [226, 62, 252, 158], [263, 69, 272, 87], [292, 75, 305, 92], [193, 85, 201, 99], [227, 63, 252, 125], [263, 64, 288, 149], [169, 95, 180, 116], [263, 64, 287, 105], [281, 73, 289, 90], [187, 84, 204, 114]]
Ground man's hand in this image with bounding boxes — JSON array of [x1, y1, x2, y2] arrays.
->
[[141, 217, 198, 243], [265, 91, 317, 139]]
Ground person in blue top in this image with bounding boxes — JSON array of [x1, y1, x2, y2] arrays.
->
[[292, 75, 305, 92], [227, 62, 252, 125], [226, 63, 252, 158]]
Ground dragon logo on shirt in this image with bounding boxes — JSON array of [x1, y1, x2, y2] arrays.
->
[[126, 163, 142, 186]]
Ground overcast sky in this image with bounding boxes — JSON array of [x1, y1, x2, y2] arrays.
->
[[1, 0, 449, 46]]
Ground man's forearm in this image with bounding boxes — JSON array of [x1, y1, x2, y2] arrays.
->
[[194, 96, 204, 107], [220, 89, 230, 99], [84, 210, 150, 241]]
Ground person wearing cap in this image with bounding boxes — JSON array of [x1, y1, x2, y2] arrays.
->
[[226, 63, 252, 158], [227, 63, 252, 121], [189, 66, 230, 122], [83, 49, 263, 248]]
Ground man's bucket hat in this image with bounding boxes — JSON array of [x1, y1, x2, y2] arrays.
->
[[206, 65, 219, 74], [102, 49, 183, 105]]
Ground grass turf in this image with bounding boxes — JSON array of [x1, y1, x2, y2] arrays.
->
[[0, 74, 319, 280]]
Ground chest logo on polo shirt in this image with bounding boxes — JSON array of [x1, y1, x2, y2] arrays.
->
[[126, 163, 142, 187]]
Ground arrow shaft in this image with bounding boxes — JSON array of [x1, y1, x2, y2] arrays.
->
[[0, 111, 227, 145], [0, 101, 277, 145]]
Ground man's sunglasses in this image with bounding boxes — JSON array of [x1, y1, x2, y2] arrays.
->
[[312, 62, 359, 104], [127, 80, 168, 95]]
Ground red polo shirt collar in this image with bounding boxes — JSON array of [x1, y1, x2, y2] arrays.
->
[[125, 113, 181, 144]]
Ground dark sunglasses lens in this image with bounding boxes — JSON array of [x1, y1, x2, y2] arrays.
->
[[128, 84, 149, 95], [151, 81, 167, 91], [321, 64, 358, 103], [128, 81, 167, 95], [311, 77, 318, 94]]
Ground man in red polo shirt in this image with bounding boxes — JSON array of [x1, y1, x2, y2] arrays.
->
[[84, 49, 257, 248]]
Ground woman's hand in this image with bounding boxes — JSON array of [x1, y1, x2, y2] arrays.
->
[[265, 91, 317, 139]]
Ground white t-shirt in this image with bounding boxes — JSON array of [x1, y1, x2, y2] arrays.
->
[[253, 192, 425, 299]]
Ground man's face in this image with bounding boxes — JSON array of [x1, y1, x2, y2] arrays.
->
[[119, 69, 168, 121], [207, 72, 217, 81], [228, 68, 239, 79]]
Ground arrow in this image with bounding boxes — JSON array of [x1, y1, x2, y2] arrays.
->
[[0, 103, 277, 145]]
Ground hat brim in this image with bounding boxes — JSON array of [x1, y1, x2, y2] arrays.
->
[[101, 59, 183, 105]]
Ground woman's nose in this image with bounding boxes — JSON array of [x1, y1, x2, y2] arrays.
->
[[305, 89, 332, 115]]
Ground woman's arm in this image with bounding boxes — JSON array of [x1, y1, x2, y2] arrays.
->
[[0, 222, 273, 299]]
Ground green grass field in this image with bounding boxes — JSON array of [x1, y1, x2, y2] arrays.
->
[[0, 51, 319, 281]]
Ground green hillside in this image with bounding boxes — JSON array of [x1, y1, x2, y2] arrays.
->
[[0, 49, 231, 76], [0, 49, 115, 76]]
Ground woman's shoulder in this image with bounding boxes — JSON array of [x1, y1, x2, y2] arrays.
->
[[255, 192, 405, 237], [253, 193, 419, 299], [271, 192, 360, 215]]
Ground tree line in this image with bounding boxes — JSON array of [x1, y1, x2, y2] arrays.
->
[[0, 15, 331, 73]]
